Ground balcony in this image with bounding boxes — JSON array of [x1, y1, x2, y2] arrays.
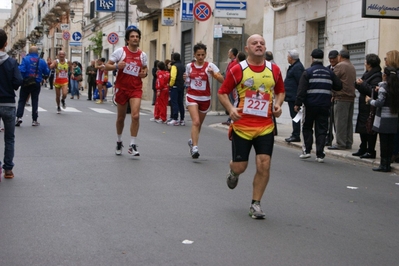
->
[[129, 0, 160, 13], [41, 0, 70, 27]]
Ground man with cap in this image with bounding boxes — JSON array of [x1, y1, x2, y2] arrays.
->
[[284, 49, 305, 142], [325, 49, 339, 146], [328, 49, 357, 150], [294, 49, 342, 162]]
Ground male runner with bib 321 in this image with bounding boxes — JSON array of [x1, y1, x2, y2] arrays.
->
[[49, 51, 70, 114], [105, 28, 148, 156]]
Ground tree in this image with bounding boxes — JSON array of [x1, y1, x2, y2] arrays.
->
[[88, 30, 103, 58]]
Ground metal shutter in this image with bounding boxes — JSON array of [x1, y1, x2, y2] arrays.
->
[[347, 43, 366, 131]]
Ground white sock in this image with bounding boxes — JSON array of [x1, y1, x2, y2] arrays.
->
[[117, 135, 122, 142], [130, 137, 137, 146]]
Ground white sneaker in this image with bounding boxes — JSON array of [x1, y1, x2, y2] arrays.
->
[[191, 146, 200, 159], [150, 118, 156, 122], [180, 120, 185, 126], [299, 153, 311, 159], [316, 157, 324, 163], [128, 144, 140, 156], [156, 119, 165, 124], [167, 119, 179, 126]]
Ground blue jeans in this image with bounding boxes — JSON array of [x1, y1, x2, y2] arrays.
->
[[71, 79, 79, 97], [0, 106, 16, 170]]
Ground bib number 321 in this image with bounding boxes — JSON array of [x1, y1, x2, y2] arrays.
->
[[243, 90, 270, 117]]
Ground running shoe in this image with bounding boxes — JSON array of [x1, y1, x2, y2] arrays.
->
[[32, 121, 40, 126], [156, 119, 165, 124], [96, 100, 103, 104], [226, 169, 239, 189], [15, 118, 22, 127], [191, 146, 200, 159], [180, 120, 185, 126], [167, 119, 179, 126], [150, 118, 157, 122], [315, 157, 324, 163], [249, 202, 266, 219], [115, 141, 123, 155], [128, 144, 140, 156], [61, 99, 66, 109], [57, 106, 61, 114], [188, 139, 193, 153]]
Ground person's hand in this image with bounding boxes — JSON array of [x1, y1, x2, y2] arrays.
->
[[273, 104, 283, 118], [356, 78, 363, 85], [294, 105, 300, 113], [365, 95, 371, 104], [229, 107, 242, 122]]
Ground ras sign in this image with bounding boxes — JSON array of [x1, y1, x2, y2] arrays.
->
[[96, 0, 115, 12]]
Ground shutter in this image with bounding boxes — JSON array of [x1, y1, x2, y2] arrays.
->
[[347, 43, 366, 131]]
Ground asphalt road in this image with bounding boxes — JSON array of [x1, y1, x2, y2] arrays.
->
[[0, 88, 398, 266]]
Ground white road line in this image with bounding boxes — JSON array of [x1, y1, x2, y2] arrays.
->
[[89, 108, 115, 114], [61, 107, 81, 112], [25, 107, 47, 112]]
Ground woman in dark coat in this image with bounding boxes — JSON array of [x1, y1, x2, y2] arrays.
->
[[353, 54, 382, 159]]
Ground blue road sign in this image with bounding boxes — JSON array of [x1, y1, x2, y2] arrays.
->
[[215, 1, 247, 10], [72, 32, 82, 42], [181, 0, 194, 22], [69, 42, 82, 47]]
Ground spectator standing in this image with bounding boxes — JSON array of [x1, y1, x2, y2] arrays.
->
[[168, 53, 186, 126], [70, 61, 81, 99], [16, 46, 49, 126], [325, 50, 339, 146], [353, 54, 382, 159], [284, 49, 305, 143], [185, 43, 224, 159], [366, 67, 399, 172], [294, 49, 342, 162], [47, 57, 54, 90], [151, 61, 170, 123], [95, 58, 107, 104], [151, 60, 160, 105], [0, 29, 23, 179], [218, 34, 285, 219], [86, 60, 96, 101], [328, 50, 357, 150], [105, 28, 148, 156]]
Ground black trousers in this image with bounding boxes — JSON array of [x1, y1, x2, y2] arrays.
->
[[379, 133, 395, 158], [87, 81, 96, 100], [302, 106, 329, 158], [287, 101, 300, 138]]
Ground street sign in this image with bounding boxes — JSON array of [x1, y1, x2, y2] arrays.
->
[[107, 32, 119, 45], [215, 1, 247, 10], [214, 24, 223, 38], [96, 0, 116, 12], [71, 49, 82, 54], [72, 32, 82, 42], [193, 2, 212, 22], [69, 42, 82, 46], [214, 9, 246, 18], [62, 31, 70, 40], [162, 8, 175, 26], [222, 26, 243, 34], [181, 0, 194, 22], [60, 24, 69, 31]]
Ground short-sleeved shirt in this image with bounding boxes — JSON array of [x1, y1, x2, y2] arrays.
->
[[54, 59, 69, 84], [110, 46, 148, 91]]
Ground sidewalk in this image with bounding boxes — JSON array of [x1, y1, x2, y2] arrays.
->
[[137, 99, 398, 174]]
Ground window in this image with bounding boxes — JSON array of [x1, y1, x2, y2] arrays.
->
[[152, 19, 158, 32]]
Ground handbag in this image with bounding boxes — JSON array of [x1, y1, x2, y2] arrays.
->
[[75, 75, 83, 82], [366, 89, 376, 135]]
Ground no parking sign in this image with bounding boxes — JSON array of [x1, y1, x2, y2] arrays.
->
[[107, 32, 119, 45], [193, 2, 212, 22]]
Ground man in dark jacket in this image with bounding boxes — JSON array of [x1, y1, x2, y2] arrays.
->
[[86, 60, 97, 101], [284, 49, 305, 142], [16, 46, 49, 126], [294, 49, 342, 162], [0, 29, 23, 179], [167, 53, 186, 126]]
